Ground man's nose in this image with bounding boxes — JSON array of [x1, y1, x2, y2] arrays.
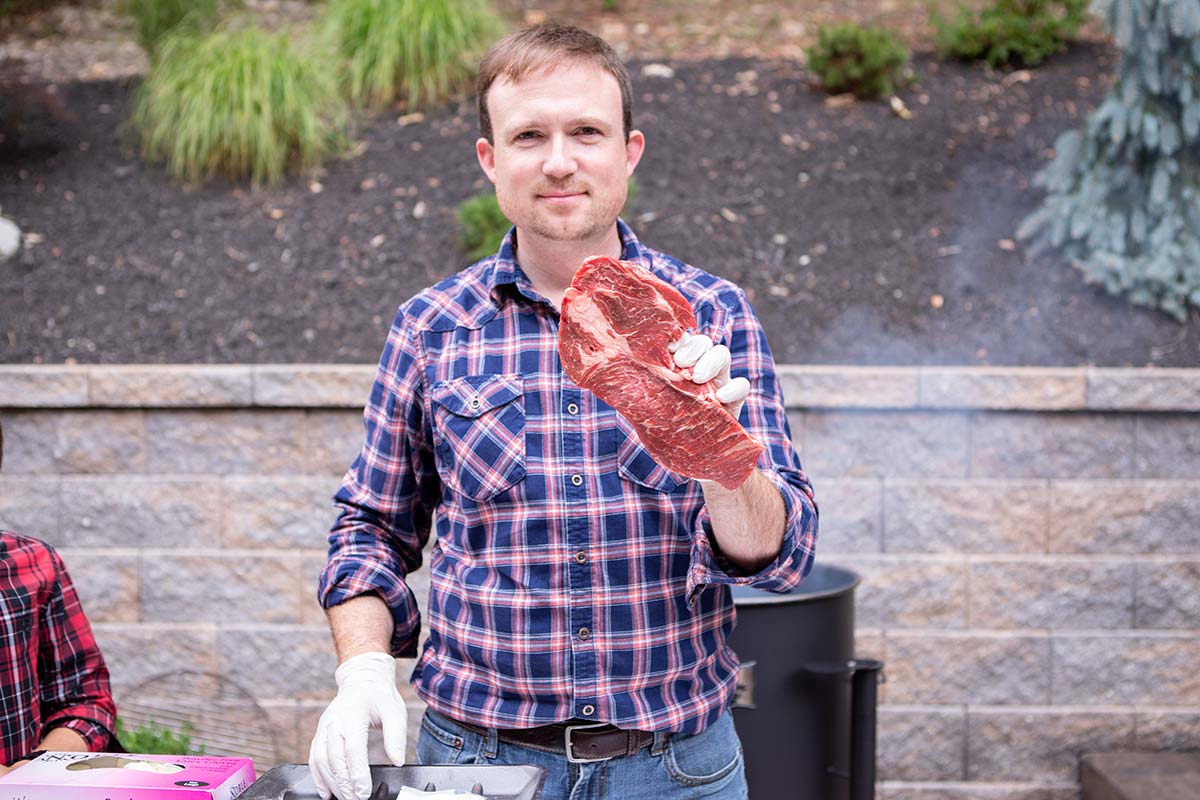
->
[[542, 135, 576, 179]]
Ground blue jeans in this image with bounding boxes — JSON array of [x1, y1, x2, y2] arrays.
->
[[416, 708, 748, 800]]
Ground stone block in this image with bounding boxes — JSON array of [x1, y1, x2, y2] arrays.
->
[[60, 549, 139, 623], [878, 707, 966, 781], [301, 553, 331, 626], [60, 477, 221, 548], [777, 366, 920, 409], [968, 559, 1134, 629], [802, 411, 970, 479], [1048, 482, 1200, 554], [93, 623, 219, 694], [0, 367, 88, 407], [0, 475, 61, 544], [221, 476, 339, 549], [884, 480, 1048, 554], [920, 369, 1085, 410], [1136, 415, 1200, 478], [261, 700, 301, 766], [885, 633, 1051, 705], [305, 411, 366, 475], [218, 626, 338, 701], [1088, 369, 1200, 411], [1135, 560, 1200, 628], [144, 410, 310, 474], [88, 366, 253, 407], [1, 411, 145, 474], [970, 413, 1134, 479], [810, 478, 883, 552], [1133, 710, 1200, 750], [253, 365, 374, 407], [967, 709, 1135, 782], [839, 556, 967, 628], [141, 554, 304, 624], [1052, 634, 1200, 705]]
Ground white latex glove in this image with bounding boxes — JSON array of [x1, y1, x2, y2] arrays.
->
[[669, 332, 751, 420], [309, 652, 408, 800]]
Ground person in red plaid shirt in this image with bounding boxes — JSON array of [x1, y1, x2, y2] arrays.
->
[[0, 422, 117, 774], [310, 24, 818, 800]]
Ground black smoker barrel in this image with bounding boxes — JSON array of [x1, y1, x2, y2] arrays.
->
[[728, 563, 883, 800]]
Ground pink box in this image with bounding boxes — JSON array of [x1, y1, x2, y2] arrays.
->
[[0, 752, 255, 800]]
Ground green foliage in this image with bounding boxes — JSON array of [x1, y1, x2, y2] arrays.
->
[[932, 0, 1088, 68], [456, 177, 641, 261], [805, 24, 909, 99], [114, 718, 204, 756], [321, 0, 505, 111], [1017, 0, 1200, 320], [122, 0, 235, 56], [132, 22, 349, 186]]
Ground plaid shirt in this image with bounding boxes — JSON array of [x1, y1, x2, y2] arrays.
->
[[320, 221, 818, 734], [0, 532, 115, 765]]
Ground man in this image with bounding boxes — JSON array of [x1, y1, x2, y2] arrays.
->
[[0, 421, 118, 774], [310, 23, 817, 800]]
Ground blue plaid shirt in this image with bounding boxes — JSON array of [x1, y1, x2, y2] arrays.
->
[[319, 221, 818, 734]]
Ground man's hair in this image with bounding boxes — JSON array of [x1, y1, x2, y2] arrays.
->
[[476, 23, 633, 143]]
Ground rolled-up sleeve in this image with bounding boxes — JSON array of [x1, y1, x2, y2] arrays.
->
[[319, 309, 440, 657], [39, 552, 116, 750], [686, 289, 818, 599]]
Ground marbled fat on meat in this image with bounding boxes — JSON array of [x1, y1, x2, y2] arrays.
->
[[558, 256, 763, 489]]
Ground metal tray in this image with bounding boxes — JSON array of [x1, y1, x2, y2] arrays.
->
[[240, 764, 546, 800]]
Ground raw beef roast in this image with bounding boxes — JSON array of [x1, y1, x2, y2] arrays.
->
[[558, 255, 764, 489]]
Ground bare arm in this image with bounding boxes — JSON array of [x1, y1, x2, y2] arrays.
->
[[702, 470, 786, 574], [327, 594, 395, 662]]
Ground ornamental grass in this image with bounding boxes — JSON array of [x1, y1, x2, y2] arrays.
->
[[321, 0, 505, 111], [132, 22, 349, 186]]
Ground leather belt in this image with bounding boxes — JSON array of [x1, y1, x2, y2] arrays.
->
[[455, 718, 661, 763]]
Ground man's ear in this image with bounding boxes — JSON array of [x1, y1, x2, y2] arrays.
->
[[476, 138, 497, 184], [625, 129, 646, 176]]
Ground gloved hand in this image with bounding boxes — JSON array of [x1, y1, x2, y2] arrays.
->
[[669, 332, 751, 420], [309, 652, 408, 800]]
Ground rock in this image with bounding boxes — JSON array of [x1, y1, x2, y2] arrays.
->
[[0, 215, 20, 261], [641, 63, 675, 80]]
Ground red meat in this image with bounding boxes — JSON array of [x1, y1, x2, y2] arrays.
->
[[558, 255, 764, 489]]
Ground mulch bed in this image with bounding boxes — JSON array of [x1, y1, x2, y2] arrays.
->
[[3, 41, 1198, 366]]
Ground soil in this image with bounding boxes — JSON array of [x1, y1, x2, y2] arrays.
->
[[2, 13, 1198, 366]]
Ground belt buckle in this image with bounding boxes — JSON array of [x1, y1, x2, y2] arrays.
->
[[564, 722, 616, 763]]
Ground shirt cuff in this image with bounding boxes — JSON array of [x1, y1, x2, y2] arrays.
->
[[321, 564, 422, 658], [43, 716, 113, 752], [685, 468, 812, 604]]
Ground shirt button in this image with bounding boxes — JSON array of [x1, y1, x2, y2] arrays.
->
[[570, 474, 583, 486], [581, 704, 595, 716], [567, 402, 579, 415], [578, 627, 591, 640], [468, 396, 481, 410], [575, 551, 587, 564]]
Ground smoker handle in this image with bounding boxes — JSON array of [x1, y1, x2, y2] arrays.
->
[[848, 659, 884, 800]]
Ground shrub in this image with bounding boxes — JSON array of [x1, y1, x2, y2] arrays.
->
[[805, 24, 909, 100], [122, 0, 235, 56], [321, 0, 504, 111], [932, 0, 1088, 68], [115, 718, 204, 755], [457, 177, 640, 261], [132, 23, 349, 186]]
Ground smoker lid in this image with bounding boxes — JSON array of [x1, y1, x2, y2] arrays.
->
[[239, 764, 546, 800], [731, 562, 860, 605]]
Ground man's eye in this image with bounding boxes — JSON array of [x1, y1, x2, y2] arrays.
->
[[576, 127, 602, 137], [515, 131, 541, 141]]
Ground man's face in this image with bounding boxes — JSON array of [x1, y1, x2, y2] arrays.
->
[[476, 60, 644, 246]]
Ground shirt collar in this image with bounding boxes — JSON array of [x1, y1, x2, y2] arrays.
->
[[487, 218, 654, 305]]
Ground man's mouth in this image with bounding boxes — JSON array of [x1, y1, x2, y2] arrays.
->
[[538, 190, 587, 202]]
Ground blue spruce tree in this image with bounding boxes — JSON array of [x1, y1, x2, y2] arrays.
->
[[1018, 0, 1200, 320]]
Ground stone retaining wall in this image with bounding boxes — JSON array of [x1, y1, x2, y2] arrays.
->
[[2, 364, 1198, 798]]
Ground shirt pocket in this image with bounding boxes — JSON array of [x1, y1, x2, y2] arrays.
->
[[616, 415, 688, 494], [430, 373, 527, 500]]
